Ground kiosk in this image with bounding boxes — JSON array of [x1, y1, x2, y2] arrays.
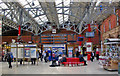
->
[[103, 38, 120, 71]]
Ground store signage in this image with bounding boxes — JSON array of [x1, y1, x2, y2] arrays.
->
[[43, 44, 65, 47], [18, 44, 24, 47], [11, 44, 17, 47], [25, 44, 37, 47]]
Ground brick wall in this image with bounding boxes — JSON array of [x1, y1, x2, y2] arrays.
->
[[100, 9, 120, 41], [2, 28, 100, 45]]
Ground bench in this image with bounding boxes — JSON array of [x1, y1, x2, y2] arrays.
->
[[61, 58, 84, 66]]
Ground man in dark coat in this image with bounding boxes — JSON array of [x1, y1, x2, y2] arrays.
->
[[91, 51, 95, 62], [6, 52, 12, 68], [76, 51, 80, 58]]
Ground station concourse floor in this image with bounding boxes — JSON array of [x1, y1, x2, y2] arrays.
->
[[1, 60, 118, 74]]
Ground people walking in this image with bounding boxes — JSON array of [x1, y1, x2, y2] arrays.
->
[[6, 52, 12, 68], [43, 51, 47, 63], [39, 50, 43, 62]]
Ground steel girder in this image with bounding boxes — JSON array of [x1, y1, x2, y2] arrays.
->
[[2, 16, 34, 34], [1, 1, 119, 35], [78, 2, 120, 34], [2, 2, 42, 35]]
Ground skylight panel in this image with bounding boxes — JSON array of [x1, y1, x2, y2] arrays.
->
[[0, 3, 8, 9]]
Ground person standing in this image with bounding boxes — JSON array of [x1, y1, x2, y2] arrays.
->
[[76, 51, 80, 58], [39, 50, 43, 62], [96, 50, 99, 60], [46, 51, 49, 62], [91, 51, 95, 62], [43, 51, 47, 63]]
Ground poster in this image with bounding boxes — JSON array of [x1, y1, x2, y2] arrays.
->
[[86, 42, 92, 52], [30, 48, 36, 58], [18, 48, 23, 58], [11, 48, 16, 58], [68, 47, 73, 57], [25, 48, 30, 58]]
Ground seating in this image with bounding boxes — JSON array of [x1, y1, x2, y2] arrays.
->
[[61, 58, 84, 67]]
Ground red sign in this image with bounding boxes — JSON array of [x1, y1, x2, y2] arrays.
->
[[87, 45, 91, 47]]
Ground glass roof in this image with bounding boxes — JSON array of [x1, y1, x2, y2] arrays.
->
[[0, 0, 70, 25], [55, 0, 70, 24]]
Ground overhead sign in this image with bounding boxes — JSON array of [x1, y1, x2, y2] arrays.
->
[[78, 37, 84, 41], [85, 32, 94, 38], [43, 44, 65, 47], [52, 29, 56, 33], [25, 44, 37, 47]]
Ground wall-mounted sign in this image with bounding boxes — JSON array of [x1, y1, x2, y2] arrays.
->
[[86, 42, 92, 52], [52, 29, 56, 33], [43, 44, 65, 47], [78, 37, 84, 41]]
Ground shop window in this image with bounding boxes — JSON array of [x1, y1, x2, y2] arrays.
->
[[109, 20, 111, 30]]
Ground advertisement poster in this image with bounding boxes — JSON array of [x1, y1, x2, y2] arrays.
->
[[68, 47, 73, 58], [18, 48, 23, 58], [86, 42, 92, 52], [30, 48, 36, 58], [11, 48, 16, 58], [25, 48, 30, 58]]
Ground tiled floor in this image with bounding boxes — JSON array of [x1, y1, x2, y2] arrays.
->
[[1, 60, 118, 74]]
